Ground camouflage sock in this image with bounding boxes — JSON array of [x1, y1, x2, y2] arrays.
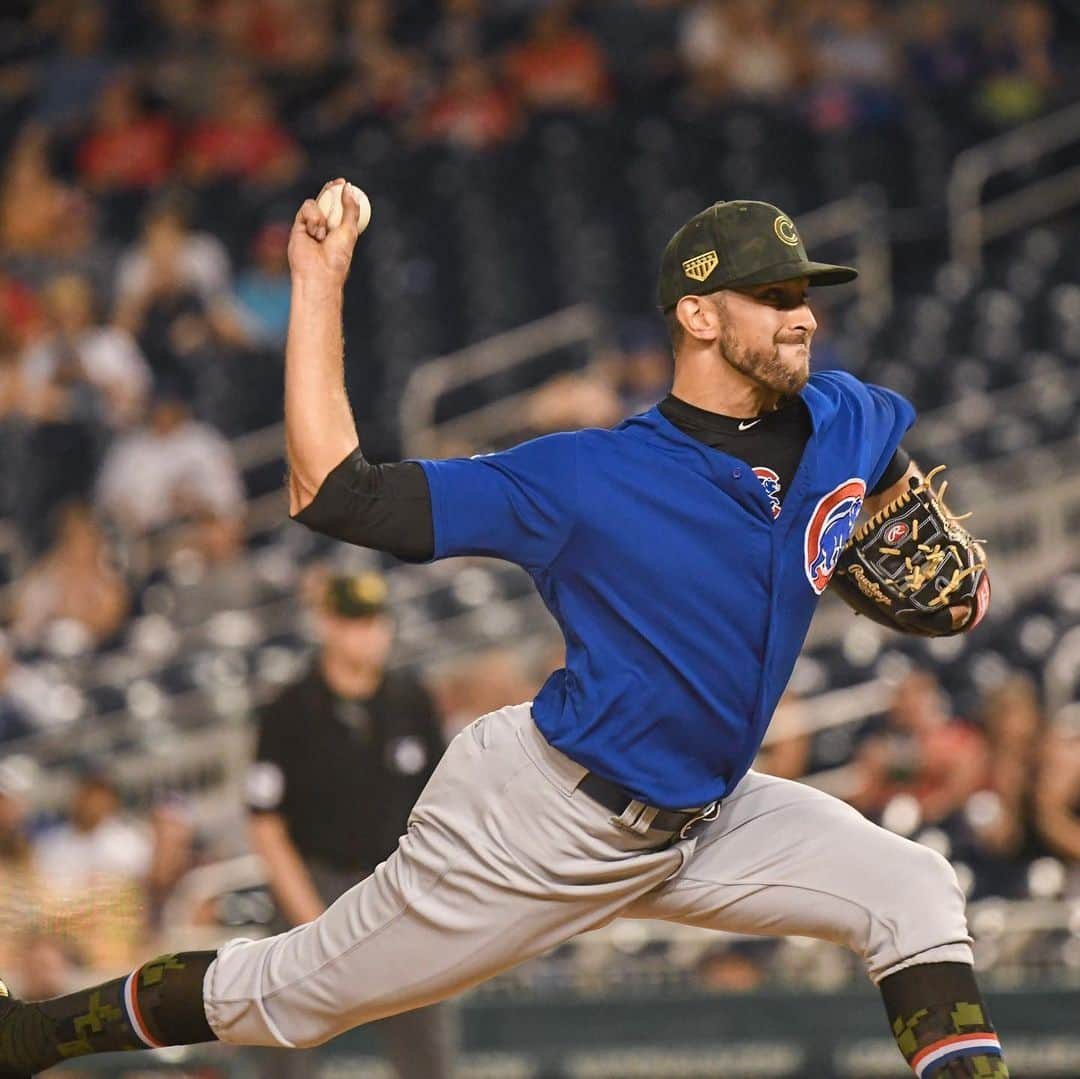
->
[[880, 962, 1007, 1078], [0, 952, 216, 1074]]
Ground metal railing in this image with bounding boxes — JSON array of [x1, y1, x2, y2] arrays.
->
[[797, 186, 893, 325], [948, 100, 1080, 269], [399, 304, 607, 459]]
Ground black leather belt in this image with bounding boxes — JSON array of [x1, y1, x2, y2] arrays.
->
[[577, 772, 720, 838]]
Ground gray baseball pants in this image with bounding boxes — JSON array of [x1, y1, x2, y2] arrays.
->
[[248, 862, 455, 1079], [205, 703, 973, 1049]]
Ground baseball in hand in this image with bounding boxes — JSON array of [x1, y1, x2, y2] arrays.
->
[[317, 181, 372, 234]]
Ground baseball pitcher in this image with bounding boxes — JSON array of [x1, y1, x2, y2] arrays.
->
[[0, 185, 1003, 1079]]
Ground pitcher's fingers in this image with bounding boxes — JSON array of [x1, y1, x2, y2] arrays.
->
[[340, 183, 360, 230], [316, 177, 346, 202], [295, 199, 327, 240]]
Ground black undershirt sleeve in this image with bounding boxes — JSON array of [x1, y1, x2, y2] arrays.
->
[[870, 445, 911, 496], [292, 447, 435, 563]]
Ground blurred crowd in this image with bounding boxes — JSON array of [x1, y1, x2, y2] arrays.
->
[[0, 0, 1074, 571], [0, 0, 1067, 630], [0, 0, 1077, 1001], [763, 671, 1080, 901], [0, 0, 1073, 570]]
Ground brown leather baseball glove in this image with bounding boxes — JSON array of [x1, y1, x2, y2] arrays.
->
[[830, 467, 990, 637]]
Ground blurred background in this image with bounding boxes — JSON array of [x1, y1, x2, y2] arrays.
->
[[0, 0, 1078, 1076]]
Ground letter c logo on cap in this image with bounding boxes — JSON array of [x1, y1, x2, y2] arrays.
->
[[774, 214, 800, 246]]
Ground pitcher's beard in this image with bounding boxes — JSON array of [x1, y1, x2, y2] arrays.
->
[[720, 325, 810, 398]]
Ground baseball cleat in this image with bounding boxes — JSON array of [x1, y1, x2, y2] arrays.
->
[[0, 978, 32, 1078]]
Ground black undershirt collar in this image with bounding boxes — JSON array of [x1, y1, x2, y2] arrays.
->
[[658, 392, 803, 441]]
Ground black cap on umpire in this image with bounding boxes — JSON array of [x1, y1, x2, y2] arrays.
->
[[323, 571, 389, 619], [657, 200, 857, 312]]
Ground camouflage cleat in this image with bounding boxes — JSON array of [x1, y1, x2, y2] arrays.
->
[[0, 979, 32, 1078]]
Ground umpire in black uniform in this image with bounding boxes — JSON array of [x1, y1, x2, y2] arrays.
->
[[245, 570, 455, 1078]]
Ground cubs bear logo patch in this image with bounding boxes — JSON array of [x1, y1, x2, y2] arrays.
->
[[804, 478, 866, 594], [752, 466, 782, 519]]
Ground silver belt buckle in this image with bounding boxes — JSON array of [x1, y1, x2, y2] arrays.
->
[[679, 799, 721, 840]]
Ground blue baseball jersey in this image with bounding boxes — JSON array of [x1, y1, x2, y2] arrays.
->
[[417, 370, 915, 809]]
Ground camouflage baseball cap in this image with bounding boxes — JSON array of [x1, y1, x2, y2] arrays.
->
[[657, 201, 857, 311]]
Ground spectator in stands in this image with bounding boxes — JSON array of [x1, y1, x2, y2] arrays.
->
[[209, 0, 316, 66], [428, 0, 501, 69], [11, 501, 129, 653], [677, 0, 797, 106], [259, 3, 343, 123], [2, 290, 111, 551], [113, 194, 231, 318], [0, 126, 90, 260], [235, 222, 292, 347], [418, 56, 519, 150], [31, 0, 114, 130], [902, 1, 981, 105], [32, 767, 157, 970], [182, 65, 303, 189], [505, 5, 612, 114], [143, 0, 226, 120], [1034, 704, 1080, 885], [302, 40, 431, 144], [967, 675, 1042, 859], [76, 71, 177, 194], [975, 0, 1059, 127], [0, 271, 42, 347], [849, 669, 988, 826], [145, 0, 210, 48], [805, 0, 902, 133], [24, 273, 150, 428], [365, 46, 434, 123], [113, 200, 250, 401], [34, 766, 153, 889], [332, 0, 435, 132], [342, 0, 396, 63], [30, 769, 192, 953], [246, 570, 455, 1077], [95, 383, 245, 540]]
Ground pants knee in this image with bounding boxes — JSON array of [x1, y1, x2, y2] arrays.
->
[[861, 840, 972, 981]]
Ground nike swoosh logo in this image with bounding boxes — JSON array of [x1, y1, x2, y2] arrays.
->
[[738, 419, 762, 430]]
